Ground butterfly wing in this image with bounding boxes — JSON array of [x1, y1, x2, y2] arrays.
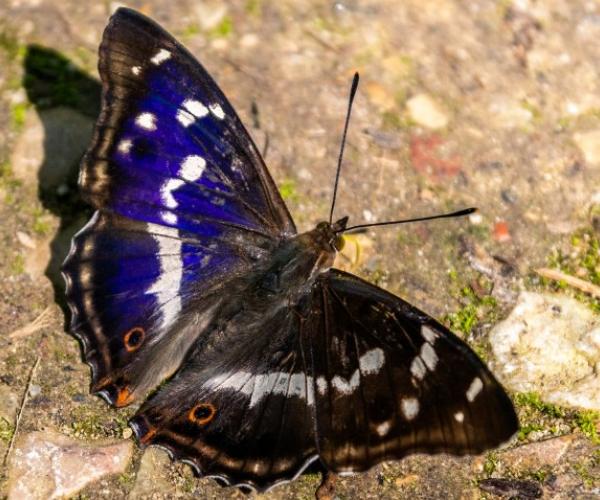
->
[[82, 7, 295, 235], [128, 266, 516, 491], [62, 8, 294, 406], [129, 299, 317, 491], [304, 269, 518, 473]]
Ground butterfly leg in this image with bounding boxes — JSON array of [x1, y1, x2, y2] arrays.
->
[[315, 471, 337, 500]]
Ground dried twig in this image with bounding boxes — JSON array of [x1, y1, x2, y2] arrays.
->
[[3, 354, 41, 467], [9, 306, 54, 340], [536, 267, 600, 299]]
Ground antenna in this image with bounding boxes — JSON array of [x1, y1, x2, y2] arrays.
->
[[329, 72, 360, 224], [341, 207, 477, 233]]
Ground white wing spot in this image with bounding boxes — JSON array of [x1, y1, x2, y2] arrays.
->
[[180, 155, 206, 181], [376, 421, 391, 436], [209, 103, 225, 120], [359, 348, 385, 374], [317, 376, 327, 395], [332, 371, 360, 395], [135, 112, 157, 131], [421, 325, 438, 343], [160, 211, 177, 225], [454, 411, 465, 423], [420, 343, 438, 371], [117, 139, 132, 154], [410, 356, 427, 380], [151, 48, 171, 65], [466, 377, 483, 402], [177, 99, 209, 127], [145, 223, 181, 329], [161, 179, 185, 209], [330, 348, 387, 395], [131, 66, 141, 76], [249, 372, 278, 408], [206, 371, 315, 408], [401, 397, 420, 420]]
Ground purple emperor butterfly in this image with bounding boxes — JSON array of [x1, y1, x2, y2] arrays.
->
[[62, 7, 518, 492]]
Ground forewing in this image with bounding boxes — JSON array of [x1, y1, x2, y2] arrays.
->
[[82, 7, 295, 236], [129, 304, 317, 491], [305, 269, 518, 473]]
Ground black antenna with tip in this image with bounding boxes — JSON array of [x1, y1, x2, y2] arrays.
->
[[329, 72, 360, 224], [342, 207, 477, 233]]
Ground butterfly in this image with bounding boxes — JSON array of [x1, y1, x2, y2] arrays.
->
[[62, 7, 518, 492]]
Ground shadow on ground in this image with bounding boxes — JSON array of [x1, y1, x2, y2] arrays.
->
[[22, 45, 100, 317]]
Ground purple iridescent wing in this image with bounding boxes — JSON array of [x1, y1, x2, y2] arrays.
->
[[62, 8, 294, 407]]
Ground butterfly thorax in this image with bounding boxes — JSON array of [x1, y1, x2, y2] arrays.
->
[[252, 217, 348, 303]]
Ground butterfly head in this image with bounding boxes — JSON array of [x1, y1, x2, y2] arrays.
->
[[315, 216, 348, 252]]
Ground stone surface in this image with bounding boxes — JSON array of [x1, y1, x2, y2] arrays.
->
[[498, 435, 575, 470], [0, 383, 19, 424], [129, 447, 175, 499], [10, 107, 93, 191], [406, 94, 449, 129], [490, 292, 600, 410], [23, 235, 51, 280], [573, 129, 600, 166], [7, 432, 133, 499]]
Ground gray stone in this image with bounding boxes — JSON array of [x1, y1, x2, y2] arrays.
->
[[130, 447, 175, 499], [11, 107, 93, 191], [28, 384, 41, 398], [498, 435, 575, 470], [7, 431, 133, 499], [490, 292, 600, 410], [0, 383, 20, 424], [573, 129, 600, 166]]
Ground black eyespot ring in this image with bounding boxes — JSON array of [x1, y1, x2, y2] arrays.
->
[[188, 403, 216, 425], [124, 327, 145, 352]]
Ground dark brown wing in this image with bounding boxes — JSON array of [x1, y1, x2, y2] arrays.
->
[[129, 301, 317, 491], [302, 269, 518, 473]]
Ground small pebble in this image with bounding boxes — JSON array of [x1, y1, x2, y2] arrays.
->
[[493, 221, 511, 242], [469, 212, 483, 225], [362, 209, 375, 222], [16, 231, 35, 249], [501, 189, 518, 204], [406, 94, 449, 129], [28, 384, 41, 398], [573, 129, 600, 166], [122, 427, 133, 439]]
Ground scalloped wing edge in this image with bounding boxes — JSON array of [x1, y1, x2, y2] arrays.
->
[[128, 416, 320, 493]]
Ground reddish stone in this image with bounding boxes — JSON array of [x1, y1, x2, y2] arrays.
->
[[493, 221, 511, 242], [409, 134, 461, 179]]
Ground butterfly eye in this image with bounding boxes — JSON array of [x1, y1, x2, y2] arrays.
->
[[335, 235, 345, 251], [188, 403, 216, 425], [123, 326, 145, 352]]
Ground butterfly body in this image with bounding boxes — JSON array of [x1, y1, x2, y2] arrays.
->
[[63, 7, 518, 492]]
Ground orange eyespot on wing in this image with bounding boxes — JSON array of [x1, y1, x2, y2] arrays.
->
[[123, 326, 145, 352], [139, 427, 157, 445], [116, 386, 134, 407], [188, 403, 216, 426]]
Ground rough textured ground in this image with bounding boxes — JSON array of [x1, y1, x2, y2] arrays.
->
[[0, 0, 599, 498]]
